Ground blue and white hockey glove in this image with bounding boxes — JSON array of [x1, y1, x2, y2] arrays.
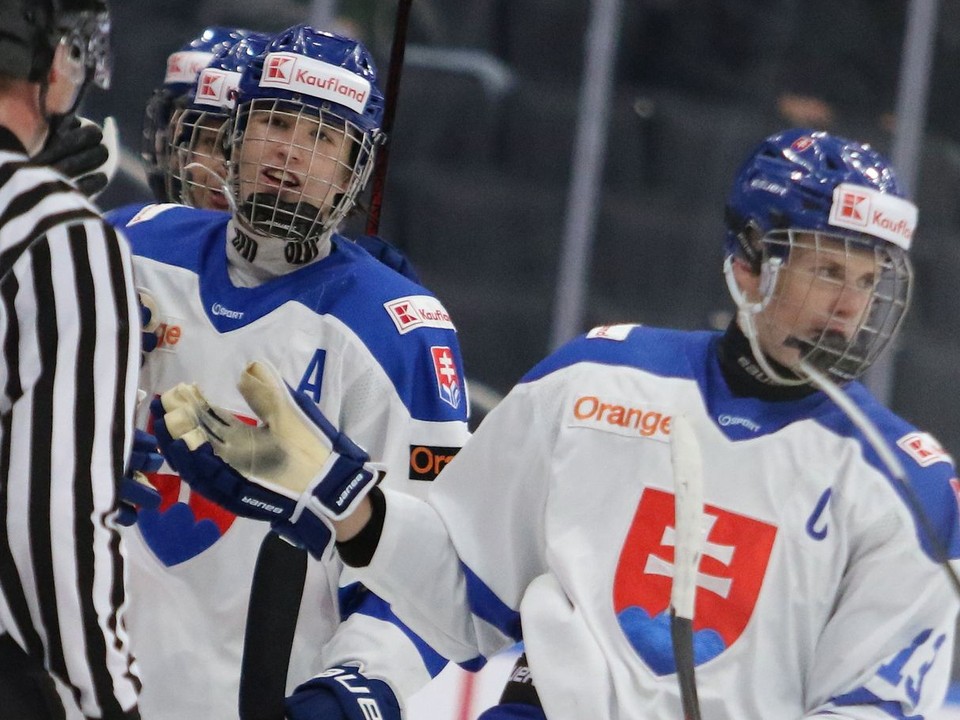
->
[[150, 361, 385, 558], [285, 666, 401, 720], [116, 428, 163, 526], [354, 234, 421, 283]]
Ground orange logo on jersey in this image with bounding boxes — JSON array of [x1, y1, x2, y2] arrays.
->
[[153, 322, 182, 349], [570, 395, 671, 439], [613, 487, 776, 674], [409, 444, 459, 481]]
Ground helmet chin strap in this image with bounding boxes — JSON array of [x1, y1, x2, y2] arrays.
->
[[723, 255, 808, 387]]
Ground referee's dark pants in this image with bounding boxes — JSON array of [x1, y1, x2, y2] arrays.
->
[[0, 633, 66, 719]]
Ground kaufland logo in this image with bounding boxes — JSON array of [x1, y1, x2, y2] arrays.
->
[[195, 69, 242, 109], [384, 296, 456, 334], [839, 191, 868, 225], [199, 71, 224, 99], [897, 431, 953, 467], [266, 55, 294, 82], [259, 52, 371, 114], [164, 50, 215, 85], [828, 183, 917, 250]]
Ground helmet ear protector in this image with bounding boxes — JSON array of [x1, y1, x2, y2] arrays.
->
[[724, 207, 766, 273]]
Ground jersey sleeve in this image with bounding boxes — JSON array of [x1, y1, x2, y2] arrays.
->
[[304, 314, 473, 700], [802, 461, 960, 718], [350, 373, 564, 668], [318, 582, 447, 704], [0, 218, 142, 719]]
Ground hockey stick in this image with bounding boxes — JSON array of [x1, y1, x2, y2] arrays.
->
[[239, 5, 415, 717], [238, 534, 308, 720], [669, 414, 705, 720], [798, 360, 960, 598], [365, 0, 414, 237]]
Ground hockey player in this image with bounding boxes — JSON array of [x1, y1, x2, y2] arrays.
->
[[140, 26, 252, 204], [141, 27, 422, 282], [107, 24, 468, 720], [166, 32, 271, 212], [156, 129, 960, 719], [0, 0, 153, 718]]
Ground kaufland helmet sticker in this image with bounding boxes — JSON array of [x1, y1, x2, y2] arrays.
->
[[258, 52, 371, 114], [828, 183, 917, 250], [195, 68, 242, 109], [165, 50, 215, 85]]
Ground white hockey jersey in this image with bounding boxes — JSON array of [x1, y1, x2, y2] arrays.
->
[[358, 324, 960, 719], [105, 203, 470, 719]]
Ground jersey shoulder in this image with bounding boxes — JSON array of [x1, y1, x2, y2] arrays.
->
[[321, 238, 456, 346], [105, 202, 228, 271], [520, 324, 716, 385], [834, 384, 958, 561], [317, 239, 467, 420], [1, 156, 98, 219], [0, 159, 103, 268]]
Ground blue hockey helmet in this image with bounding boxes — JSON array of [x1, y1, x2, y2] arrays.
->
[[722, 129, 917, 385], [226, 25, 385, 250], [141, 26, 254, 202], [234, 24, 384, 136], [724, 128, 913, 268], [169, 32, 272, 210]]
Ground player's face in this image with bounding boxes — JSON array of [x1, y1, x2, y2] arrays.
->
[[237, 105, 355, 217], [182, 116, 229, 211], [754, 233, 877, 369]]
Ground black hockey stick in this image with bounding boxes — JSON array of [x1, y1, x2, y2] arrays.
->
[[365, 0, 414, 237], [239, 5, 416, 717], [669, 415, 705, 720], [238, 534, 308, 720]]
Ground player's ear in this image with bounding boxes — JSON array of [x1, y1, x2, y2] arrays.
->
[[730, 256, 762, 303]]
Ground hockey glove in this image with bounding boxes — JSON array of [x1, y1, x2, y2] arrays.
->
[[116, 429, 162, 526], [285, 667, 401, 720], [32, 115, 118, 198], [354, 235, 421, 284], [150, 361, 384, 557]]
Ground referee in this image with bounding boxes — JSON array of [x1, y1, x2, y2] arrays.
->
[[0, 1, 142, 719]]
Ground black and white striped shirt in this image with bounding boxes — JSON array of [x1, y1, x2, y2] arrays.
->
[[0, 127, 141, 719]]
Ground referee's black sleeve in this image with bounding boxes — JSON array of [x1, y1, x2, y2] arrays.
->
[[0, 144, 142, 718]]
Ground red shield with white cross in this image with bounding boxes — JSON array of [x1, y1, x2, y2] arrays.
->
[[613, 487, 776, 674], [430, 345, 461, 410]]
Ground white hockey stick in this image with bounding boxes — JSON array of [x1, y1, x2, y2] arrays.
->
[[669, 414, 705, 720], [798, 360, 960, 598]]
